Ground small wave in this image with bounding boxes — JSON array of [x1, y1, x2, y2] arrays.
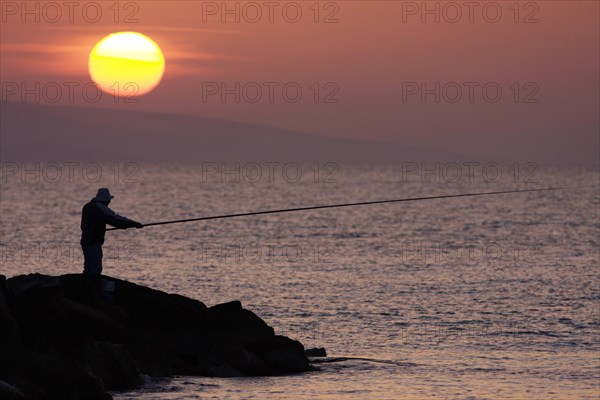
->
[[309, 356, 417, 367]]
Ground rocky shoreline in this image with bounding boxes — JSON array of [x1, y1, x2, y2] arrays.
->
[[0, 273, 313, 399]]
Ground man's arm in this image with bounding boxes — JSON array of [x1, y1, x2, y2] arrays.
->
[[95, 202, 143, 229]]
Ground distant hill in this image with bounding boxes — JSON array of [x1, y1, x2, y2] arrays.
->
[[1, 102, 463, 163]]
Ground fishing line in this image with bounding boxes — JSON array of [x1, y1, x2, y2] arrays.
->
[[107, 186, 592, 231]]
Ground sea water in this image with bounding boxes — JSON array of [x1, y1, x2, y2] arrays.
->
[[1, 163, 598, 399]]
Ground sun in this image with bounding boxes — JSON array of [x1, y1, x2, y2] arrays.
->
[[89, 32, 165, 97]]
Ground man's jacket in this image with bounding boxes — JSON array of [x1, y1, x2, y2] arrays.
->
[[80, 200, 138, 245]]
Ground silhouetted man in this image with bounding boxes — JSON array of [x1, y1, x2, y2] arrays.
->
[[81, 188, 143, 275]]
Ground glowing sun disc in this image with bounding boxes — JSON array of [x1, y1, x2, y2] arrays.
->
[[89, 32, 165, 96]]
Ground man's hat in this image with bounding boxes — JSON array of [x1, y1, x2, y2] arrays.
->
[[93, 188, 114, 202]]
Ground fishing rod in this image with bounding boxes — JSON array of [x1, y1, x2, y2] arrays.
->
[[107, 186, 591, 231]]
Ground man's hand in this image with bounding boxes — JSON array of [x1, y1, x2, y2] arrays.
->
[[134, 222, 144, 229]]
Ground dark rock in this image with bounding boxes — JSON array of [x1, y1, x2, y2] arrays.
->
[[2, 273, 312, 399], [220, 339, 272, 376], [120, 291, 208, 332], [61, 298, 129, 344], [305, 347, 327, 357], [0, 341, 111, 400], [246, 336, 310, 373], [59, 273, 102, 306], [0, 275, 9, 298], [84, 342, 143, 390], [0, 380, 26, 400], [9, 281, 85, 357], [208, 301, 275, 340], [7, 274, 62, 299], [0, 275, 20, 345]]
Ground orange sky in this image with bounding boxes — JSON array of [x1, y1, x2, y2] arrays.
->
[[1, 1, 598, 163]]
